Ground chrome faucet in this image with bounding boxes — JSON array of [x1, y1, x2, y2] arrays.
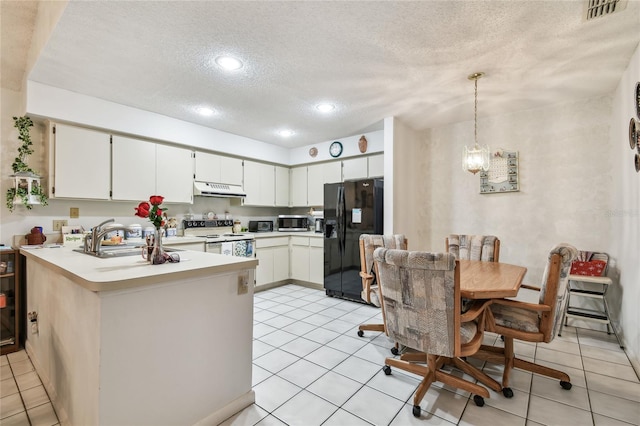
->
[[85, 219, 135, 254]]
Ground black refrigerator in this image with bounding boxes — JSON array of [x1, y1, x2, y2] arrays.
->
[[324, 178, 383, 302]]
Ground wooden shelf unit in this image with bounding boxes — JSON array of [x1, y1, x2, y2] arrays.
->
[[1, 249, 21, 355]]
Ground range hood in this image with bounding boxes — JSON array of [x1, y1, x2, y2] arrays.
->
[[193, 181, 246, 198]]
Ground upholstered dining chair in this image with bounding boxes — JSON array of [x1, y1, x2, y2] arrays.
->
[[356, 234, 407, 353], [481, 243, 579, 398], [445, 234, 500, 262], [375, 248, 495, 417]]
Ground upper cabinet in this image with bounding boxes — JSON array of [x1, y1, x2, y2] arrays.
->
[[112, 136, 155, 201], [244, 160, 275, 206], [52, 123, 193, 203], [290, 166, 307, 207], [50, 123, 111, 200], [112, 137, 193, 203], [275, 165, 290, 207], [367, 154, 384, 177], [194, 152, 242, 185], [156, 144, 193, 204], [342, 154, 384, 180]]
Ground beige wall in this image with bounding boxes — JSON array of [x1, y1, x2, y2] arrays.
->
[[608, 43, 639, 372], [391, 49, 639, 369]]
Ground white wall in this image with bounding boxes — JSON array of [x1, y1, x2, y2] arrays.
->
[[393, 74, 639, 368], [608, 43, 640, 372]]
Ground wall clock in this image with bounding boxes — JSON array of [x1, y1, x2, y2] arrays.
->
[[329, 141, 343, 158]]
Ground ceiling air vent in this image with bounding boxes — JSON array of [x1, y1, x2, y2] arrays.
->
[[584, 0, 627, 21]]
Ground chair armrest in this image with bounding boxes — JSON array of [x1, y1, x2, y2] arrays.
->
[[492, 298, 551, 312], [520, 284, 541, 291], [461, 299, 492, 322]]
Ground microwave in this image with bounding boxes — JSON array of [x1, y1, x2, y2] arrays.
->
[[248, 220, 273, 233], [277, 215, 308, 231]]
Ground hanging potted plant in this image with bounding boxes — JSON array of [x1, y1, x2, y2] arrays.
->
[[5, 115, 48, 212]]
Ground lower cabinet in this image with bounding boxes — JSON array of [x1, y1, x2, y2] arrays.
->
[[255, 237, 290, 287], [255, 235, 324, 288], [290, 236, 323, 285]]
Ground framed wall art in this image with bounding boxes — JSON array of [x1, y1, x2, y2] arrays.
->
[[480, 149, 519, 194]]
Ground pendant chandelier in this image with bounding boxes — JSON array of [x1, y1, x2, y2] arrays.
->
[[462, 72, 490, 174]]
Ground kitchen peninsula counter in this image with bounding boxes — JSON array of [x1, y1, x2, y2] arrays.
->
[[21, 244, 256, 292], [22, 246, 257, 426]]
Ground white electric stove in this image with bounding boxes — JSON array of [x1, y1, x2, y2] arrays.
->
[[183, 220, 254, 256]]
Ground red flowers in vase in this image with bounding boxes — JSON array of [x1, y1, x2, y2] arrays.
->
[[135, 195, 166, 228]]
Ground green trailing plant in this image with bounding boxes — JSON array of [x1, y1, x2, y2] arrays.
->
[[6, 115, 48, 212]]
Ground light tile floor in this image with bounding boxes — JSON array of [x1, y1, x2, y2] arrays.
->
[[1, 283, 638, 426], [231, 284, 640, 426], [0, 350, 59, 426]]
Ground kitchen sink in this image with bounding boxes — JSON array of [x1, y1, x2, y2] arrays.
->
[[73, 244, 182, 258]]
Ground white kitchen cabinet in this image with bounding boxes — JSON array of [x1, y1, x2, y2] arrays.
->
[[194, 151, 242, 185], [112, 135, 156, 201], [290, 236, 311, 282], [290, 236, 323, 284], [156, 144, 194, 204], [307, 164, 324, 207], [255, 237, 290, 288], [342, 157, 368, 181], [275, 165, 290, 207], [244, 160, 275, 206], [50, 123, 111, 200], [342, 155, 384, 180], [368, 154, 384, 177], [309, 238, 324, 285], [290, 166, 307, 207], [112, 138, 193, 203], [324, 161, 342, 184]]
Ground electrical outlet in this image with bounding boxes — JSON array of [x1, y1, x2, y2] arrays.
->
[[53, 220, 68, 231], [70, 207, 79, 218], [237, 274, 249, 295]]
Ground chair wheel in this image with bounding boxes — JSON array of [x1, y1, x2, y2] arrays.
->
[[560, 381, 572, 390], [390, 347, 399, 355], [473, 395, 485, 407], [502, 387, 514, 398], [357, 330, 364, 337], [500, 335, 504, 341], [383, 365, 392, 375], [412, 405, 421, 417]]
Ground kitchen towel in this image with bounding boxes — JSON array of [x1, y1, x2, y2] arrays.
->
[[221, 242, 233, 256], [234, 241, 247, 257]]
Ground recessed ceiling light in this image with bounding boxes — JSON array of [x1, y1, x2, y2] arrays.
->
[[316, 103, 335, 113], [278, 129, 295, 137], [196, 107, 215, 116], [215, 56, 243, 71]]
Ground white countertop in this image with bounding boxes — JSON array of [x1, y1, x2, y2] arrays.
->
[[250, 231, 323, 238], [20, 245, 258, 292]]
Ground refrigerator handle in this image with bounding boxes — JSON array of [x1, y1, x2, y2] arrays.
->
[[337, 185, 346, 255]]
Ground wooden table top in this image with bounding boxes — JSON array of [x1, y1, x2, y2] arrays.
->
[[459, 260, 527, 299]]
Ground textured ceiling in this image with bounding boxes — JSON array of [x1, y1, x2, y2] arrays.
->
[[27, 0, 640, 148], [1, 1, 39, 91]]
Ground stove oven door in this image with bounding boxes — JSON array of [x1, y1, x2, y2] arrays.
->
[[205, 242, 222, 254]]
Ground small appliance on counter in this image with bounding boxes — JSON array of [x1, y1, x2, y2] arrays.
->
[[248, 221, 274, 233], [277, 215, 308, 232], [314, 218, 325, 233]]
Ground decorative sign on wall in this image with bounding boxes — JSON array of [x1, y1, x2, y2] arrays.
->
[[479, 149, 519, 194]]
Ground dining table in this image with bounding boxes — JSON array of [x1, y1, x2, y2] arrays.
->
[[455, 259, 528, 394], [459, 259, 527, 299]]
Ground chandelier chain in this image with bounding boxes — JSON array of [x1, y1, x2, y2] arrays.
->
[[474, 77, 478, 147]]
